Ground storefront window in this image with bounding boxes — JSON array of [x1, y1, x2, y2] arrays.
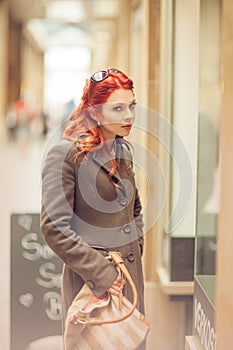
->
[[195, 0, 221, 306]]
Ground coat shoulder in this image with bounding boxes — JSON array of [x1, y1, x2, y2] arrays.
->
[[44, 139, 78, 163], [120, 139, 134, 163]]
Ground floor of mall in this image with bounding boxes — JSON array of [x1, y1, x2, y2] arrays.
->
[[1, 1, 233, 350]]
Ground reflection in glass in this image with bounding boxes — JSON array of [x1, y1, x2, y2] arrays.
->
[[195, 0, 221, 302]]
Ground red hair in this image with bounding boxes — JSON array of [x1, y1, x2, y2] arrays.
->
[[63, 69, 134, 180]]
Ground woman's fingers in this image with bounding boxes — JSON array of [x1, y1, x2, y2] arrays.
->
[[107, 275, 125, 296], [107, 287, 120, 296], [112, 275, 123, 287]]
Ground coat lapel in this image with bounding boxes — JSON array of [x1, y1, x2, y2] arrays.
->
[[91, 145, 123, 185]]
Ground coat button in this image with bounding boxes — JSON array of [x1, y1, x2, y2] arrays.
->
[[86, 280, 95, 289], [123, 223, 131, 234], [119, 196, 128, 206], [127, 252, 135, 262]]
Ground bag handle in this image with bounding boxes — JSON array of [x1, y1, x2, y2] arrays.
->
[[76, 251, 138, 326]]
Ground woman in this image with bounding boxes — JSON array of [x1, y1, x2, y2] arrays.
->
[[40, 68, 145, 345]]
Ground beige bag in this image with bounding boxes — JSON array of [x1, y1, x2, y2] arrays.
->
[[64, 251, 150, 350]]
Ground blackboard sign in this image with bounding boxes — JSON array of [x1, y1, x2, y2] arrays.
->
[[11, 213, 63, 350]]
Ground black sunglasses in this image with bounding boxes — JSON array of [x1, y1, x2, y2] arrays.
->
[[90, 68, 122, 83]]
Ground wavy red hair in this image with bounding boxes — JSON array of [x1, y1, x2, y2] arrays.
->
[[63, 69, 134, 180]]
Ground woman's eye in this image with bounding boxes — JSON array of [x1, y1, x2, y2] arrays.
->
[[130, 103, 137, 110], [113, 105, 122, 112]]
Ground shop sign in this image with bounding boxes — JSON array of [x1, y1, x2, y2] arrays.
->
[[194, 278, 216, 350], [11, 213, 63, 350]]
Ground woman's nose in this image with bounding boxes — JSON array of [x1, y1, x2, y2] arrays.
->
[[123, 108, 135, 123]]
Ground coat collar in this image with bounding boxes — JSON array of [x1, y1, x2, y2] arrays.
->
[[91, 138, 124, 185]]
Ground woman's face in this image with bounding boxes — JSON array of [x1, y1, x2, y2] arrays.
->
[[99, 89, 136, 140]]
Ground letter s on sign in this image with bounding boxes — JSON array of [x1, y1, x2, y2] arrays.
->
[[21, 233, 42, 261], [36, 262, 61, 288]]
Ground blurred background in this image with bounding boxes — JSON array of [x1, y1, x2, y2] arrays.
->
[[1, 0, 127, 143], [1, 1, 233, 350]]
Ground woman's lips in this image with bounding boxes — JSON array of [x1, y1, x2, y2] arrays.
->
[[122, 124, 132, 130]]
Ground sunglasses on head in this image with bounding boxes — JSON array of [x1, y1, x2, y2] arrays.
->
[[90, 68, 122, 83]]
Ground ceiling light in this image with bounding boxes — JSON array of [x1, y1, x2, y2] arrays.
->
[[46, 1, 86, 23]]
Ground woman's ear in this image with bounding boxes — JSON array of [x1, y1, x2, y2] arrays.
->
[[89, 106, 100, 124]]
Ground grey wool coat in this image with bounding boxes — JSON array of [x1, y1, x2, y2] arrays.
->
[[40, 137, 145, 325]]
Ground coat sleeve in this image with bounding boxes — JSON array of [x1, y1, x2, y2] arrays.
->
[[40, 140, 118, 298]]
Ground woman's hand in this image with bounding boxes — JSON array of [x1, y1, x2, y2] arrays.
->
[[107, 274, 125, 296]]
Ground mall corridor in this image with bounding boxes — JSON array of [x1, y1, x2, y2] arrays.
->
[[1, 1, 233, 350], [0, 137, 44, 348]]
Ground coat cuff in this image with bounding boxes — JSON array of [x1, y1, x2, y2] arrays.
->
[[86, 263, 119, 298]]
